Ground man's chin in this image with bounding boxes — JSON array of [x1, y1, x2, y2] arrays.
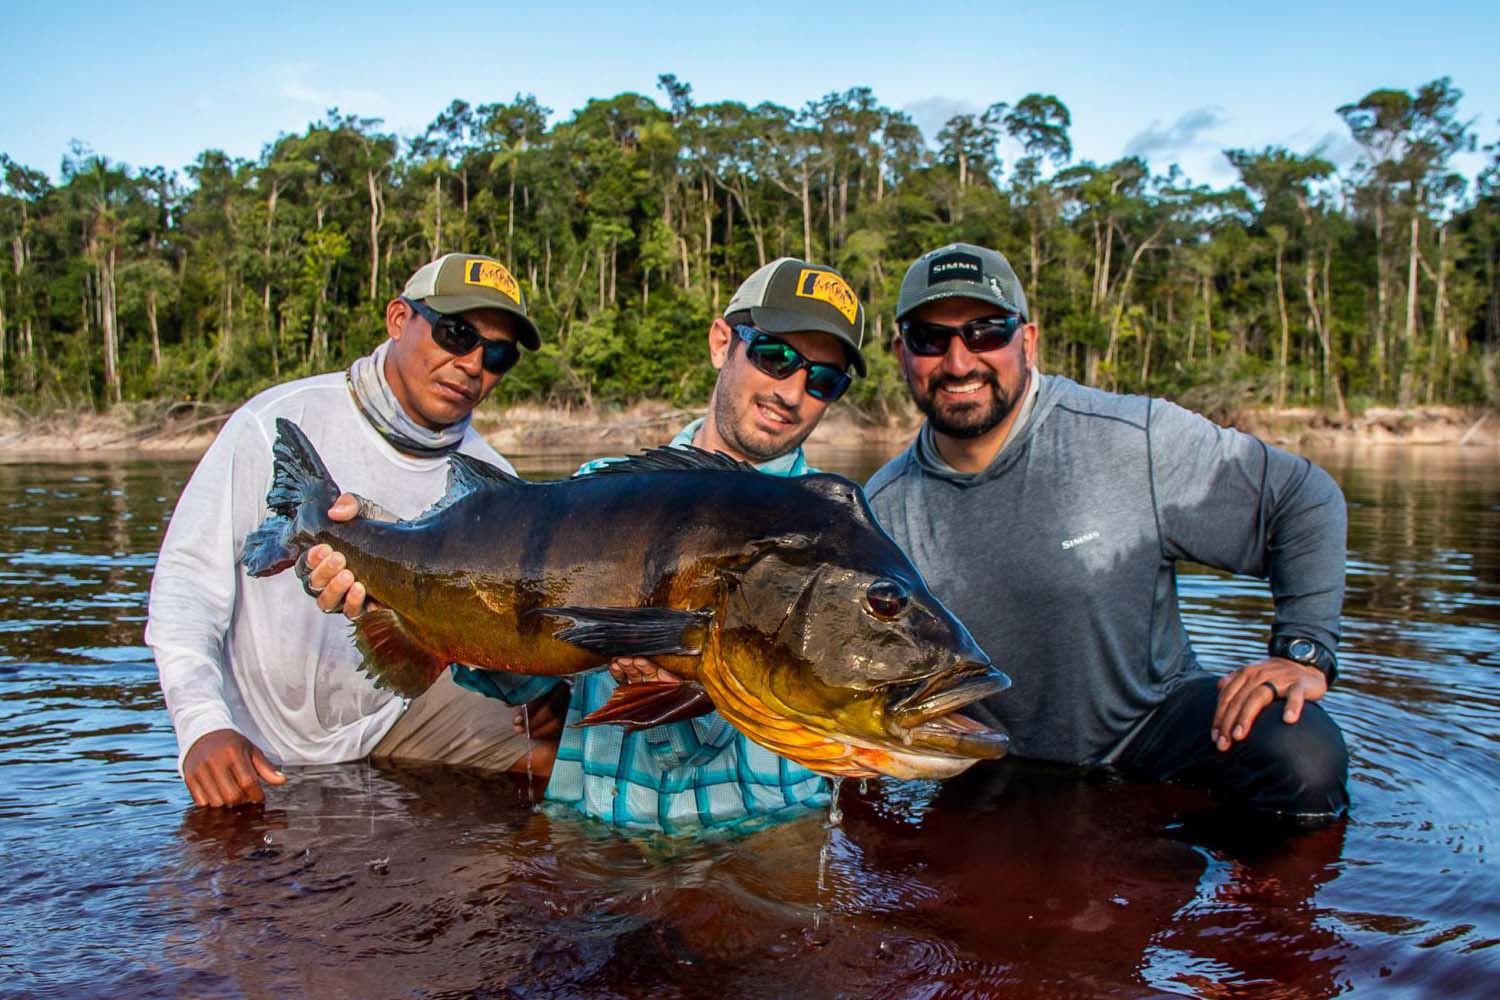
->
[[925, 400, 1006, 440]]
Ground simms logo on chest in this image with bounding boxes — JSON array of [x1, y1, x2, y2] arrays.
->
[[1061, 530, 1101, 550]]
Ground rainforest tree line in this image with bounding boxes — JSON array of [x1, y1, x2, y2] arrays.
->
[[1, 75, 1497, 419]]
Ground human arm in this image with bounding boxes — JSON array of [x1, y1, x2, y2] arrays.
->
[[1148, 400, 1347, 746], [181, 729, 287, 807], [145, 411, 287, 805]]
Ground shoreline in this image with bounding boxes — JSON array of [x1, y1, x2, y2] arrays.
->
[[0, 399, 1495, 462]]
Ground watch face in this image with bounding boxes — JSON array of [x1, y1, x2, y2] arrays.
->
[[1288, 639, 1316, 663]]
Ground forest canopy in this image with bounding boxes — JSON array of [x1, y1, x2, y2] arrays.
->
[[2, 75, 1497, 419]]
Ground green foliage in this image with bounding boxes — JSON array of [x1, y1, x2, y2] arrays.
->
[[0, 80, 1496, 416]]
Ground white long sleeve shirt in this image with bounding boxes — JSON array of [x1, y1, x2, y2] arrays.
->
[[145, 371, 512, 771]]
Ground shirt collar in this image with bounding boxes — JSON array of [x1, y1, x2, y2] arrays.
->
[[671, 417, 811, 478]]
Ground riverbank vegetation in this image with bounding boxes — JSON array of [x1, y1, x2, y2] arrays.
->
[[1, 76, 1497, 419]]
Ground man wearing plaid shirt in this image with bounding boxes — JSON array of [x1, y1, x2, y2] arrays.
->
[[306, 258, 870, 834]]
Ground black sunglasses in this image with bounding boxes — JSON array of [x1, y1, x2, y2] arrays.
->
[[733, 325, 852, 402], [403, 297, 520, 376], [899, 314, 1024, 357]]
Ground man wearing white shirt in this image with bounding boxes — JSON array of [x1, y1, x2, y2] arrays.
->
[[146, 253, 539, 808]]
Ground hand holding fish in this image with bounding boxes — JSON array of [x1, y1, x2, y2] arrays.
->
[[300, 493, 378, 618], [609, 656, 685, 685], [1211, 658, 1328, 751]]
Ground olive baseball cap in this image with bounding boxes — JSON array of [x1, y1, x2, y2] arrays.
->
[[724, 257, 867, 376], [896, 243, 1029, 323], [402, 253, 541, 350]]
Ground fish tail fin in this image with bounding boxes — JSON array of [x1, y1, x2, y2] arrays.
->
[[352, 608, 449, 698], [240, 418, 342, 577]]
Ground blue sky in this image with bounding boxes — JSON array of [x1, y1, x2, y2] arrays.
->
[[4, 1, 1497, 189]]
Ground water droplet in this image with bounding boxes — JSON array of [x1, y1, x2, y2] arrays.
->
[[522, 704, 534, 801], [827, 777, 844, 827]]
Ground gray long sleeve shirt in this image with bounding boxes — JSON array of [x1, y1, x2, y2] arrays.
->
[[865, 375, 1347, 766]]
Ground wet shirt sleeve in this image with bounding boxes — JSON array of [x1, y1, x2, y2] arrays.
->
[[450, 665, 562, 706], [1147, 399, 1347, 652], [144, 410, 272, 771]]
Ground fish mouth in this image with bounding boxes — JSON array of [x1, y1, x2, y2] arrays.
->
[[886, 665, 1011, 760]]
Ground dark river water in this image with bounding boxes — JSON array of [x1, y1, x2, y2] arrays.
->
[[1, 443, 1497, 998]]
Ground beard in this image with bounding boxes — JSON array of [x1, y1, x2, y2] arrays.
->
[[909, 366, 1030, 440], [713, 386, 814, 463]]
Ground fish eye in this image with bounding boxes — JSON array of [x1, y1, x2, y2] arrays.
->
[[864, 578, 909, 620]]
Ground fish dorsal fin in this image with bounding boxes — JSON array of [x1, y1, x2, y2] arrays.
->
[[579, 445, 758, 477], [414, 452, 526, 521], [578, 682, 715, 731]]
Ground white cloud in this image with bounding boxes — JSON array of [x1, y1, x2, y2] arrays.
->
[[902, 96, 982, 144], [1124, 106, 1228, 162], [265, 62, 387, 114]]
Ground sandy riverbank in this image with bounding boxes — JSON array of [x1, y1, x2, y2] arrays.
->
[[0, 399, 1494, 462]]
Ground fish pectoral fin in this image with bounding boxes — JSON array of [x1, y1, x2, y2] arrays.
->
[[578, 682, 715, 731], [533, 605, 712, 658], [351, 608, 449, 698]]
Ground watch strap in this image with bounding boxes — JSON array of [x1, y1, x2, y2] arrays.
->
[[1268, 634, 1338, 686]]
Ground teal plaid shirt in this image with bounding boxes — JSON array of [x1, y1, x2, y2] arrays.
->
[[452, 419, 829, 834]]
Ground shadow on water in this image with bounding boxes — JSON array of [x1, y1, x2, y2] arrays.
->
[[1, 446, 1498, 997]]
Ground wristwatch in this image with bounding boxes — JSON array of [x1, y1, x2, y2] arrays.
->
[[1268, 635, 1338, 687]]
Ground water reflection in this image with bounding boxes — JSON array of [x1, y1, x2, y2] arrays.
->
[[1, 446, 1498, 997]]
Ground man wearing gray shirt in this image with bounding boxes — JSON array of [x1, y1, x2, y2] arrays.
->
[[866, 243, 1348, 820]]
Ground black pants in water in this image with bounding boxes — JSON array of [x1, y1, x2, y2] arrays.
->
[[1112, 674, 1350, 819]]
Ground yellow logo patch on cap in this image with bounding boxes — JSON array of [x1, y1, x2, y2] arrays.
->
[[795, 269, 858, 325], [464, 260, 521, 304]]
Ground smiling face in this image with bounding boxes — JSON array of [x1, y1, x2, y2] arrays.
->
[[382, 297, 519, 430], [702, 317, 848, 463], [896, 297, 1038, 446]]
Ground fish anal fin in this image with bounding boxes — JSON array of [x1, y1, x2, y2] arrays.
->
[[579, 682, 715, 731], [352, 608, 448, 698], [534, 605, 711, 659]]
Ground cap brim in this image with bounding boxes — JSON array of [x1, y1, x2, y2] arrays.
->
[[749, 305, 867, 377], [895, 286, 1027, 324], [423, 294, 542, 350]]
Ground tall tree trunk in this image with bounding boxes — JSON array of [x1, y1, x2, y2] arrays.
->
[[1402, 192, 1422, 404], [263, 182, 279, 341], [506, 161, 517, 262], [1203, 271, 1214, 359], [433, 172, 443, 257], [1101, 231, 1157, 382], [1274, 240, 1290, 407], [800, 166, 812, 260], [146, 288, 162, 371], [1373, 196, 1389, 396], [100, 251, 121, 405], [367, 170, 383, 300], [1305, 247, 1345, 415]]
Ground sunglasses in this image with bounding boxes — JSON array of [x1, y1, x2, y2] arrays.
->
[[403, 297, 521, 376], [733, 325, 852, 402], [898, 314, 1024, 357]]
